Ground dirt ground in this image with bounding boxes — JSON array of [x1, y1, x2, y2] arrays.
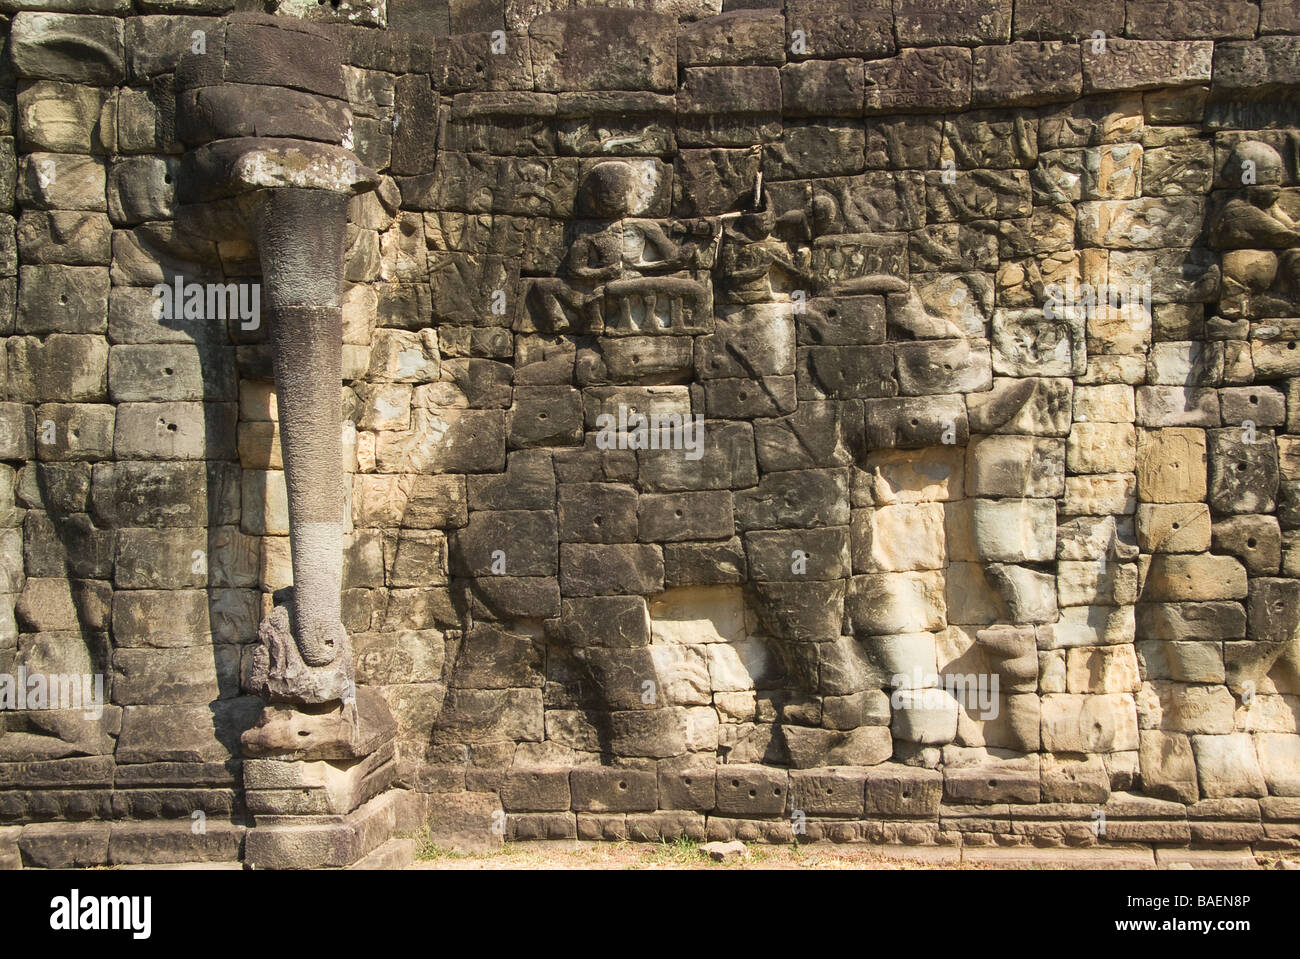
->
[[404, 836, 1286, 870]]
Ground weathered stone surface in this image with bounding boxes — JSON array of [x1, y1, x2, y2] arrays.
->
[[1136, 428, 1207, 503], [560, 543, 664, 596], [972, 41, 1082, 108], [530, 10, 676, 93], [0, 2, 1292, 848], [864, 48, 973, 115], [1192, 734, 1267, 799], [1083, 40, 1213, 93], [10, 13, 125, 84]]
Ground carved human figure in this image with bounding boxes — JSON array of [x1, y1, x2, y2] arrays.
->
[[528, 160, 713, 334], [714, 188, 817, 305]]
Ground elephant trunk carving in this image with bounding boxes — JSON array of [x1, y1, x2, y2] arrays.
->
[[174, 14, 379, 711], [256, 187, 349, 669]]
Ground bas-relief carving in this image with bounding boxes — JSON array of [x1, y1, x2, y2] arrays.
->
[[509, 155, 1045, 757]]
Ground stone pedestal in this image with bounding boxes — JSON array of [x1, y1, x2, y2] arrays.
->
[[241, 685, 422, 868]]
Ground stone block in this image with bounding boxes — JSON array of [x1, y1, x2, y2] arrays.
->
[[569, 767, 657, 812]]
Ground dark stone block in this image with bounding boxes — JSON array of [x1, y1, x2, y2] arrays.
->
[[863, 395, 969, 449], [530, 9, 676, 94], [678, 10, 786, 67], [390, 75, 439, 176], [551, 595, 650, 648], [747, 580, 845, 641], [222, 16, 346, 100], [569, 766, 657, 812], [467, 449, 555, 511], [785, 0, 894, 59], [664, 537, 748, 586], [1246, 577, 1300, 644], [637, 420, 758, 492], [468, 576, 561, 620], [449, 509, 558, 577], [864, 765, 943, 817], [780, 59, 864, 118], [1014, 0, 1124, 40], [972, 41, 1082, 108], [508, 386, 584, 449], [865, 48, 973, 114], [638, 491, 734, 543], [658, 765, 717, 811], [1207, 428, 1278, 515], [797, 345, 898, 400], [744, 526, 851, 582], [797, 295, 885, 346], [678, 66, 781, 116], [439, 30, 534, 93], [502, 766, 571, 812], [734, 469, 850, 531], [714, 765, 788, 815], [11, 13, 125, 85], [450, 622, 544, 689], [557, 482, 639, 543], [560, 543, 664, 596], [895, 0, 1012, 46], [90, 461, 207, 529]]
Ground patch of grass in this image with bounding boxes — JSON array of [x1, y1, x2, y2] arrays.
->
[[640, 836, 711, 867], [411, 826, 472, 861]]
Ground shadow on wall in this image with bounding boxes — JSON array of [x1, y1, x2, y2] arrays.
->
[[4, 229, 261, 815]]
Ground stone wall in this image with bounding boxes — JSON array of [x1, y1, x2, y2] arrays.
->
[[3, 0, 1300, 865]]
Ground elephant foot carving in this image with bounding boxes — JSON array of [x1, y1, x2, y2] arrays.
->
[[247, 601, 354, 707]]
